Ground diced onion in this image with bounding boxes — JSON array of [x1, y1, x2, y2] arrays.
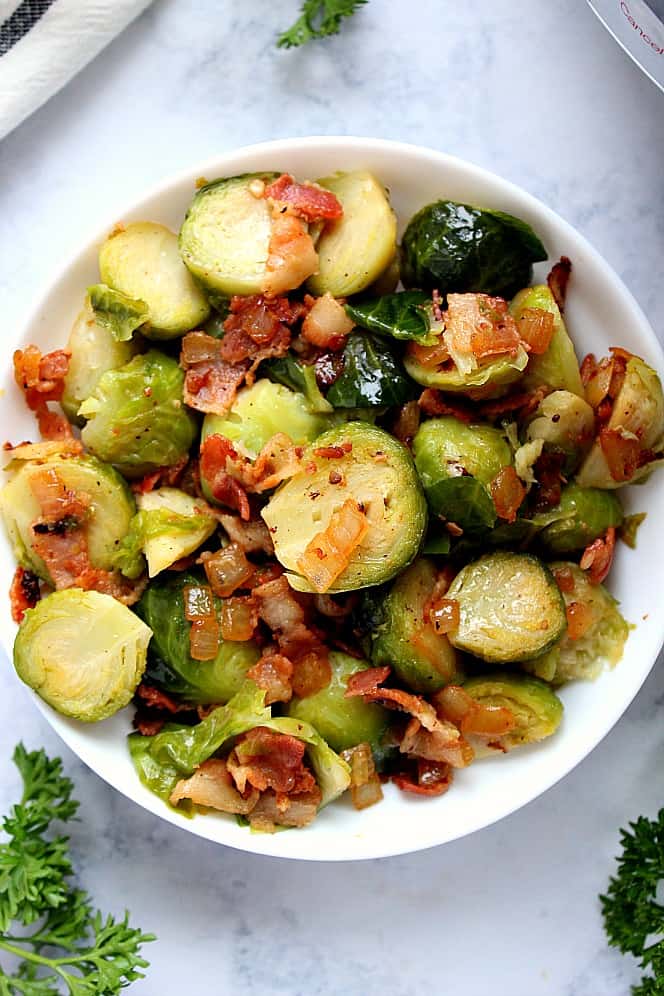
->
[[219, 596, 257, 641], [201, 544, 254, 597], [189, 617, 220, 661], [296, 499, 369, 593], [183, 584, 215, 620], [516, 308, 554, 355]]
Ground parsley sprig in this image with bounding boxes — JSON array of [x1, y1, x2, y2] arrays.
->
[[601, 811, 664, 995], [0, 744, 154, 994], [278, 0, 367, 48]]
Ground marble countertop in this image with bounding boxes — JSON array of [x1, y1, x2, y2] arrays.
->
[[1, 1, 664, 992]]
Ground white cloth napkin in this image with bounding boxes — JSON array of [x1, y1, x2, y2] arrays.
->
[[0, 0, 153, 140]]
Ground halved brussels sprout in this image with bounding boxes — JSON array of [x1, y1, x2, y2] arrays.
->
[[179, 173, 278, 296], [61, 300, 138, 425], [87, 283, 149, 342], [0, 455, 135, 583], [463, 673, 563, 750], [136, 572, 260, 705], [525, 389, 595, 474], [536, 483, 623, 555], [262, 422, 427, 593], [134, 488, 217, 577], [510, 285, 584, 396], [576, 355, 664, 489], [404, 338, 528, 397], [79, 351, 197, 479], [306, 171, 397, 298], [446, 551, 566, 662], [99, 222, 210, 339], [262, 356, 333, 413], [363, 558, 462, 693], [286, 652, 390, 753], [14, 589, 151, 722], [413, 417, 512, 533], [525, 562, 630, 683], [400, 199, 547, 299]]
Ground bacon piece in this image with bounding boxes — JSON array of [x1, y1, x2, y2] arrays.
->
[[253, 575, 306, 631], [516, 308, 555, 355], [598, 427, 642, 482], [219, 295, 305, 380], [297, 499, 369, 594], [170, 759, 259, 814], [393, 761, 454, 797], [9, 566, 40, 623], [136, 683, 189, 714], [181, 333, 249, 415], [444, 293, 522, 365], [417, 389, 473, 422], [301, 293, 354, 351], [217, 513, 274, 555], [490, 466, 526, 523], [247, 652, 293, 705], [133, 716, 166, 737], [345, 665, 391, 697], [29, 466, 90, 524], [552, 564, 575, 594], [265, 174, 344, 222], [199, 434, 251, 520], [547, 256, 572, 313], [227, 727, 317, 796], [247, 787, 322, 831], [14, 346, 71, 406], [565, 600, 594, 640], [531, 449, 566, 512], [580, 352, 597, 387], [36, 408, 77, 443], [131, 456, 190, 495], [580, 526, 616, 585], [253, 575, 330, 679], [479, 385, 550, 421], [241, 434, 303, 492], [262, 211, 318, 298]]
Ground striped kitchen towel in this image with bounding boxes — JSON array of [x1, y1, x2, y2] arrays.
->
[[0, 0, 153, 140]]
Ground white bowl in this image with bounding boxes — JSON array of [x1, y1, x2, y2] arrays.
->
[[3, 137, 664, 861]]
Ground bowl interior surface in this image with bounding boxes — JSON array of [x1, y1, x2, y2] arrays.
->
[[2, 137, 663, 861]]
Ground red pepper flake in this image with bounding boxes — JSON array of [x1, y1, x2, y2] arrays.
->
[[313, 442, 352, 459]]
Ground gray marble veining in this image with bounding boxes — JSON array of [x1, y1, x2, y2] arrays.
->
[[1, 1, 663, 993]]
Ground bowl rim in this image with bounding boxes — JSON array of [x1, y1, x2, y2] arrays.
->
[[6, 135, 664, 861]]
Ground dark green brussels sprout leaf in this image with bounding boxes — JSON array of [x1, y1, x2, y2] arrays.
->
[[345, 291, 439, 345], [88, 283, 149, 342], [79, 350, 198, 479], [135, 571, 260, 704], [424, 477, 496, 534], [422, 531, 452, 555], [204, 296, 231, 328], [286, 652, 390, 753], [261, 355, 333, 413], [325, 332, 414, 408], [400, 199, 547, 299], [536, 483, 623, 554]]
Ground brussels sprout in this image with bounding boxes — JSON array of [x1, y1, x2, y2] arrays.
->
[[306, 171, 397, 298], [0, 455, 135, 583], [400, 199, 547, 299], [463, 673, 563, 749], [99, 222, 210, 339], [286, 652, 390, 753], [132, 488, 217, 577], [510, 285, 584, 396], [261, 356, 334, 413], [537, 483, 623, 554], [363, 558, 462, 693], [576, 356, 664, 489], [179, 173, 278, 296], [413, 417, 512, 533], [446, 551, 566, 662], [345, 291, 440, 345], [526, 562, 630, 683], [128, 724, 189, 807], [61, 300, 138, 425], [87, 283, 149, 342], [79, 351, 197, 479], [136, 571, 260, 705], [325, 333, 415, 408], [403, 334, 529, 397], [525, 390, 595, 473], [262, 422, 427, 593], [366, 252, 400, 296], [14, 589, 151, 722]]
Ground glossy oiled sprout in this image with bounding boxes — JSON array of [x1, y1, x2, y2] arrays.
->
[[510, 285, 584, 396], [463, 673, 563, 751], [525, 390, 595, 474], [536, 483, 623, 555]]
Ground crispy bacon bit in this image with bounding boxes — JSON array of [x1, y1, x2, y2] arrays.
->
[[297, 499, 369, 594], [516, 308, 555, 355], [313, 442, 352, 459], [264, 174, 344, 222], [181, 332, 249, 415], [247, 787, 322, 831], [598, 427, 642, 482], [490, 466, 526, 523], [131, 456, 190, 495], [417, 389, 473, 422], [13, 346, 71, 406], [135, 683, 188, 714], [479, 385, 550, 421], [444, 293, 522, 366], [241, 434, 303, 492], [399, 716, 473, 768], [262, 211, 318, 298], [313, 593, 355, 618], [426, 597, 460, 635], [228, 727, 316, 796], [199, 435, 251, 520], [392, 401, 421, 446], [247, 652, 294, 705], [219, 595, 258, 642], [37, 408, 77, 443], [531, 450, 566, 512], [9, 566, 40, 623], [170, 759, 259, 814], [252, 575, 329, 674], [291, 650, 332, 698], [133, 716, 166, 737], [340, 742, 383, 810], [547, 256, 572, 312], [219, 294, 305, 379], [200, 544, 254, 597], [393, 761, 454, 797], [301, 293, 354, 351], [580, 526, 616, 585], [345, 665, 392, 698], [217, 514, 274, 555], [580, 352, 598, 387], [566, 600, 594, 640], [552, 564, 575, 594], [314, 351, 344, 389]]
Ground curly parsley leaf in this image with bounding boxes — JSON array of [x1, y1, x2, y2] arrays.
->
[[0, 744, 154, 994], [601, 811, 664, 994], [277, 0, 367, 48]]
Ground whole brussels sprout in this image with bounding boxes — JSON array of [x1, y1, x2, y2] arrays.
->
[[400, 199, 547, 299], [413, 417, 512, 533], [463, 673, 563, 750], [536, 483, 623, 555], [525, 390, 595, 474], [510, 285, 584, 396], [14, 589, 151, 722], [577, 355, 664, 489], [286, 652, 390, 754], [80, 350, 198, 479]]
